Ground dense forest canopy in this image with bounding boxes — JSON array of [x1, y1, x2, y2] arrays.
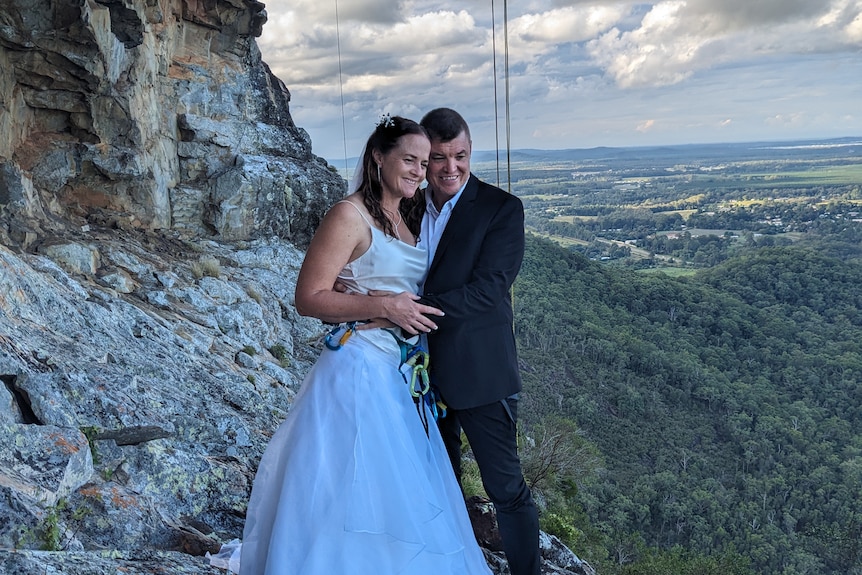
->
[[467, 140, 862, 574], [513, 236, 862, 575]]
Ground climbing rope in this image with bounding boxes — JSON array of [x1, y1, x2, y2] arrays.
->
[[334, 0, 349, 181], [491, 0, 513, 193]]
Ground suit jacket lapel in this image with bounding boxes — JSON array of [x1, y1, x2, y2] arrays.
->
[[428, 174, 479, 278]]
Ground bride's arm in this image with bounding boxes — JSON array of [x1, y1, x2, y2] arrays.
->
[[295, 201, 442, 334]]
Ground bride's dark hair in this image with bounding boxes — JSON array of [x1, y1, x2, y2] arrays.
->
[[356, 115, 427, 239]]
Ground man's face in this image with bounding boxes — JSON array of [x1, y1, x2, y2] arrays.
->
[[427, 130, 472, 203]]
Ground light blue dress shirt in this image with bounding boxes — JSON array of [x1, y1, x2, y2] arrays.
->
[[419, 181, 468, 293]]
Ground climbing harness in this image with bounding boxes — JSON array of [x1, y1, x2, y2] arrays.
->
[[393, 336, 448, 437], [400, 342, 447, 418]]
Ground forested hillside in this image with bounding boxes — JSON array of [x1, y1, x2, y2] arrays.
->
[[514, 235, 862, 575]]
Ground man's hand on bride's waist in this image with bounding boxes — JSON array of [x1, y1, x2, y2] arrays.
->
[[368, 290, 444, 336]]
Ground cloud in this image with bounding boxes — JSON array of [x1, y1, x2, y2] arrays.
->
[[827, 0, 862, 42], [637, 119, 655, 132], [582, 1, 862, 90], [263, 0, 407, 25], [259, 9, 487, 86], [256, 0, 862, 157], [511, 5, 623, 44], [586, 3, 699, 88], [261, 1, 857, 96], [684, 0, 829, 30], [765, 113, 805, 126]]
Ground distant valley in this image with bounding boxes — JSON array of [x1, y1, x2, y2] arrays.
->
[[469, 137, 862, 270], [329, 137, 862, 271]]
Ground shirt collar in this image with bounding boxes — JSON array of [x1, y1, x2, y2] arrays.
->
[[425, 179, 469, 217]]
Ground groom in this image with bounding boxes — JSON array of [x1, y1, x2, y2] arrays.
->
[[417, 108, 541, 575]]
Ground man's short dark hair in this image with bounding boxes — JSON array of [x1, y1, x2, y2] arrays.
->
[[420, 108, 471, 142]]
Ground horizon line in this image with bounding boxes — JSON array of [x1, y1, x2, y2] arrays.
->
[[323, 134, 862, 166]]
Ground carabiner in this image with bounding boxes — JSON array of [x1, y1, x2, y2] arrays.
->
[[324, 322, 357, 350]]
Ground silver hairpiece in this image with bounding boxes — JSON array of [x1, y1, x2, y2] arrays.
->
[[377, 113, 395, 129]]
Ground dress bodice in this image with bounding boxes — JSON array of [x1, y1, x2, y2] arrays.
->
[[336, 204, 428, 350], [337, 210, 427, 296]]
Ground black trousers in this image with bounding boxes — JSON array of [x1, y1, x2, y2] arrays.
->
[[437, 396, 541, 575]]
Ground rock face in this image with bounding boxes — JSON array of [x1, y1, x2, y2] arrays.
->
[[0, 1, 594, 574], [0, 0, 343, 248], [0, 231, 320, 568]]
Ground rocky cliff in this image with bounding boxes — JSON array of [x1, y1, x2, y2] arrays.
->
[[0, 0, 343, 247], [0, 1, 593, 574]]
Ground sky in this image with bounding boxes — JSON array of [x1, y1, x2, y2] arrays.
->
[[256, 0, 862, 162]]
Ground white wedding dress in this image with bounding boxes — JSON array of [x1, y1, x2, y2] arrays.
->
[[230, 208, 492, 574]]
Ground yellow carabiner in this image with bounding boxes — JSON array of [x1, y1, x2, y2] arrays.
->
[[325, 322, 357, 350], [338, 329, 354, 346]]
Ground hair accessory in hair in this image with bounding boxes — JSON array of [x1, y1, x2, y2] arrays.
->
[[377, 113, 395, 129]]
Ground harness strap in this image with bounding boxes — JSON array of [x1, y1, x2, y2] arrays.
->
[[392, 336, 447, 436]]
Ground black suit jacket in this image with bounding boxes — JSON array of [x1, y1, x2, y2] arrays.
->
[[421, 174, 525, 410]]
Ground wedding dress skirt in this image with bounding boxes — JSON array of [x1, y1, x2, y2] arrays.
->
[[234, 329, 492, 574]]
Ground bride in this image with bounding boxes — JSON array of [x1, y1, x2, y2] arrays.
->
[[226, 115, 493, 574]]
